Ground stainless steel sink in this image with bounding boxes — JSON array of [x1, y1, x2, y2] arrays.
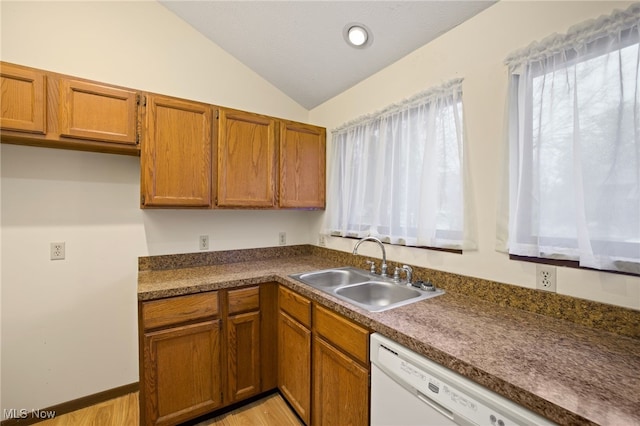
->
[[289, 267, 443, 312], [296, 267, 371, 288], [336, 281, 421, 307]]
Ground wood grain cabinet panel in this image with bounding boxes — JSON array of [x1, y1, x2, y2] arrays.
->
[[216, 108, 276, 207], [140, 286, 279, 425], [314, 304, 369, 365], [143, 320, 223, 426], [228, 286, 260, 315], [313, 336, 369, 426], [141, 94, 212, 207], [226, 311, 261, 403], [226, 287, 261, 403], [277, 286, 370, 425], [0, 62, 46, 134], [142, 292, 219, 331], [59, 78, 138, 144], [278, 310, 311, 424], [279, 285, 312, 328], [1, 62, 140, 155], [279, 121, 326, 209]]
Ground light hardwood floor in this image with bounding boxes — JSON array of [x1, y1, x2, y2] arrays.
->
[[37, 392, 303, 426], [194, 394, 303, 426], [37, 392, 138, 426]]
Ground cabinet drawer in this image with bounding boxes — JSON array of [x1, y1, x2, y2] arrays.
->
[[142, 292, 218, 330], [279, 286, 311, 328], [228, 286, 260, 315], [313, 304, 369, 365]]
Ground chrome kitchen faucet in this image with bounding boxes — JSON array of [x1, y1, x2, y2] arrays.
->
[[352, 236, 388, 277]]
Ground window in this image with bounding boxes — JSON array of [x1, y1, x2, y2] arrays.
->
[[502, 4, 640, 274], [325, 79, 476, 250]]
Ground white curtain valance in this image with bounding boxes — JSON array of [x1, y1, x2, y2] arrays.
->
[[332, 79, 464, 134], [505, 3, 640, 69]]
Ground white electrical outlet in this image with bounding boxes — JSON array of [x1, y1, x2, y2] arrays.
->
[[50, 242, 65, 260], [536, 265, 556, 292], [279, 231, 286, 246], [199, 235, 209, 251], [318, 234, 326, 247]]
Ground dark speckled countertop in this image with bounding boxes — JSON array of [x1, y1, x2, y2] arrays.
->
[[138, 247, 640, 426]]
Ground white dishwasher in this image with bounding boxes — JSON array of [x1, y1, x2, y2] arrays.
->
[[370, 333, 555, 426]]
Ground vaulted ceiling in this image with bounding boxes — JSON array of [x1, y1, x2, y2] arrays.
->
[[159, 1, 496, 109]]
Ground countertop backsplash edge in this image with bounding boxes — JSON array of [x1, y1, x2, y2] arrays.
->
[[139, 244, 640, 340]]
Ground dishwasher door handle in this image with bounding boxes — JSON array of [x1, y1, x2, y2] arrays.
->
[[416, 390, 455, 421]]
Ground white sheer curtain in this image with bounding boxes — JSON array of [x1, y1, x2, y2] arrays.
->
[[325, 79, 476, 250], [501, 4, 640, 274]]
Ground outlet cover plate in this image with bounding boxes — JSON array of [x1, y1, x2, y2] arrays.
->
[[50, 242, 65, 260], [536, 264, 557, 292], [199, 235, 209, 251]]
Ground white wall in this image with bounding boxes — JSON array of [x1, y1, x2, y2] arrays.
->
[[309, 0, 640, 311], [0, 0, 318, 414]]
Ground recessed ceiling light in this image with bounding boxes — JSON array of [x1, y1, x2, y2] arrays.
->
[[344, 23, 372, 49], [348, 26, 367, 46]]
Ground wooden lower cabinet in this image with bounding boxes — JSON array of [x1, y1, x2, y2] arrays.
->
[[140, 284, 370, 426], [313, 336, 369, 426], [140, 292, 223, 426], [140, 285, 276, 426], [277, 286, 370, 426], [312, 304, 370, 426], [226, 310, 261, 403], [226, 286, 262, 403], [278, 310, 312, 424], [143, 320, 223, 426]]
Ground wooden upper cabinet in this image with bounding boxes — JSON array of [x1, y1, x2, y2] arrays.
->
[[1, 62, 139, 155], [141, 94, 212, 208], [216, 108, 276, 208], [0, 62, 46, 134], [279, 121, 326, 209], [59, 78, 138, 145]]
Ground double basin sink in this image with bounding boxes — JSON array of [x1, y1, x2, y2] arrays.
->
[[289, 266, 444, 312]]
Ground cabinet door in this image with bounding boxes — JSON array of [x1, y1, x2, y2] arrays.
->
[[278, 311, 311, 424], [217, 109, 276, 207], [141, 94, 212, 207], [313, 337, 369, 426], [0, 63, 46, 134], [279, 121, 326, 209], [143, 320, 223, 426], [227, 311, 261, 403], [59, 78, 138, 144]]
